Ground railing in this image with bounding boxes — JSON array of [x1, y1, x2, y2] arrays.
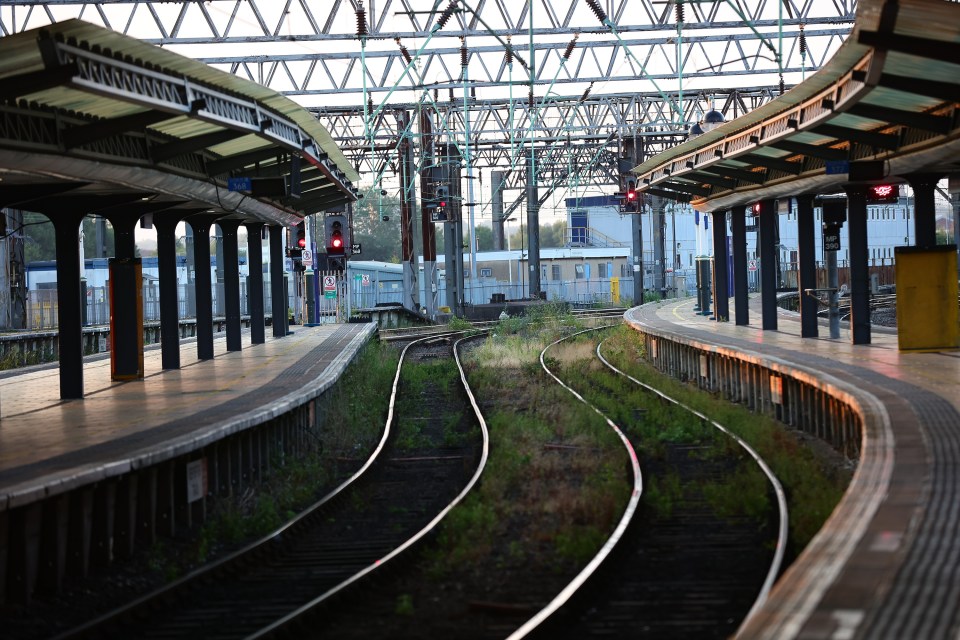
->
[[26, 281, 274, 331]]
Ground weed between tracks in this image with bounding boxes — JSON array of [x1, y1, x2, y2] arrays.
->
[[157, 340, 400, 572]]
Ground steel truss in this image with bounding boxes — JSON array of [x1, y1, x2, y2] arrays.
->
[[0, 1, 855, 209]]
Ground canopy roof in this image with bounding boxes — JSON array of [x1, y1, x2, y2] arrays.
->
[[633, 0, 960, 211], [0, 19, 359, 226]]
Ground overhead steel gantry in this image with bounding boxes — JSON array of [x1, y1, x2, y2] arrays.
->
[[0, 1, 855, 180], [1, 0, 857, 305]]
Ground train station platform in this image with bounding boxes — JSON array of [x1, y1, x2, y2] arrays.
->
[[0, 322, 375, 602], [625, 296, 960, 639]]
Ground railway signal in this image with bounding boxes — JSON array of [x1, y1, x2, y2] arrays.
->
[[325, 214, 346, 256]]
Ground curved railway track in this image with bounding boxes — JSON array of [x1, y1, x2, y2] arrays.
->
[[512, 326, 789, 639], [56, 334, 489, 640]]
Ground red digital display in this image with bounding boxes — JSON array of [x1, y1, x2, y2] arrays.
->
[[867, 184, 898, 204]]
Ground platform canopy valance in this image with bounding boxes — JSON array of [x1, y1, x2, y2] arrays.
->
[[632, 0, 960, 212], [0, 19, 359, 225]]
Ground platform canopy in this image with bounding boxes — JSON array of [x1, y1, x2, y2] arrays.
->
[[0, 19, 359, 226], [632, 0, 960, 212]]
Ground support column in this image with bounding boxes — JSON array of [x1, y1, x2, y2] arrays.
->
[[398, 111, 419, 314], [652, 197, 666, 298], [845, 184, 871, 344], [712, 210, 729, 321], [906, 173, 942, 247], [154, 215, 187, 369], [525, 148, 541, 298], [491, 170, 507, 250], [796, 195, 819, 338], [418, 110, 438, 318], [245, 222, 266, 344], [105, 212, 144, 379], [218, 220, 242, 352], [730, 205, 749, 325], [632, 204, 644, 304], [758, 198, 778, 330], [188, 214, 221, 359], [51, 213, 87, 399], [269, 225, 287, 338]]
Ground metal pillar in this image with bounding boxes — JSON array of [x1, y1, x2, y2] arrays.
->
[[652, 197, 666, 298], [758, 198, 778, 330], [188, 214, 220, 360], [632, 204, 644, 304], [525, 148, 541, 298], [845, 184, 871, 345], [51, 213, 87, 399], [796, 195, 819, 338], [105, 212, 145, 380], [214, 224, 225, 317], [398, 110, 419, 314], [730, 205, 749, 325], [445, 142, 465, 314], [245, 222, 266, 344], [154, 216, 183, 369], [418, 110, 438, 319], [218, 220, 242, 352], [491, 171, 507, 251], [712, 210, 729, 321], [268, 225, 287, 338], [907, 173, 942, 247]]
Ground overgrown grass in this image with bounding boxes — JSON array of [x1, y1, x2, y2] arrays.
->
[[152, 340, 399, 573], [0, 346, 55, 370], [394, 357, 461, 450], [598, 326, 850, 553], [425, 305, 631, 578]]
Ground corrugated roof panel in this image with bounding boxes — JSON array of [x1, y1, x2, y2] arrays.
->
[[0, 19, 357, 185]]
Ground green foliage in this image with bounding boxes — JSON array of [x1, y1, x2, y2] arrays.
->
[[395, 594, 415, 616], [351, 186, 403, 262], [554, 526, 607, 564], [600, 326, 849, 553], [0, 346, 55, 370]]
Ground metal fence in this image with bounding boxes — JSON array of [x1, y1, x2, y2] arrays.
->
[[27, 279, 275, 331]]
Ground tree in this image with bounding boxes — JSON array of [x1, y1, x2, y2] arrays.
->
[[539, 220, 567, 248], [463, 225, 494, 252], [350, 187, 402, 262], [505, 220, 567, 250]]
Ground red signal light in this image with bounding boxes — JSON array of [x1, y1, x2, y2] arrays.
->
[[867, 184, 898, 204], [332, 237, 343, 249], [297, 237, 306, 249]]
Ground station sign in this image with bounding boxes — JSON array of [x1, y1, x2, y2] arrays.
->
[[227, 177, 251, 192], [323, 275, 337, 299], [823, 224, 842, 252]]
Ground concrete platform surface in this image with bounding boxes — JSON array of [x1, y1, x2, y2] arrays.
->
[[0, 322, 375, 510]]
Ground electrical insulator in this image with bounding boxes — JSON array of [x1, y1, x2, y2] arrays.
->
[[676, 0, 685, 24], [396, 38, 413, 65], [585, 0, 607, 25], [436, 0, 458, 29], [356, 4, 368, 37], [563, 34, 579, 60]]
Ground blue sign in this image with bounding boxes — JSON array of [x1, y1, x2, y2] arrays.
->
[[228, 177, 252, 192], [825, 161, 849, 175]]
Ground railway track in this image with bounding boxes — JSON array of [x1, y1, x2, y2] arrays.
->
[[378, 307, 627, 343], [56, 334, 489, 640], [511, 327, 788, 639]]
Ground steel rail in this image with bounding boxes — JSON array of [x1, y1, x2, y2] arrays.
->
[[55, 332, 479, 640], [595, 334, 790, 631], [507, 324, 643, 639], [250, 331, 492, 638]]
